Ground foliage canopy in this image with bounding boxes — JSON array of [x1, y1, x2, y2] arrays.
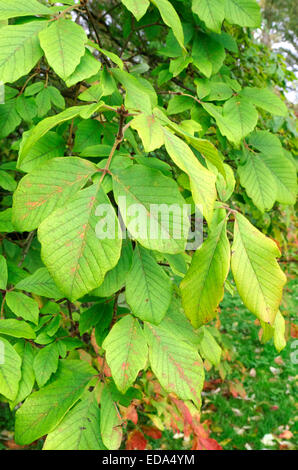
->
[[0, 0, 296, 450]]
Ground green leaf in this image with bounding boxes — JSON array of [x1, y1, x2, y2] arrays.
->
[[0, 101, 21, 139], [65, 49, 101, 88], [0, 170, 17, 192], [16, 95, 37, 122], [39, 19, 87, 80], [47, 86, 65, 110], [151, 0, 184, 49], [33, 342, 59, 388], [24, 82, 44, 97], [0, 21, 46, 84], [197, 326, 222, 365], [125, 245, 172, 324], [87, 41, 124, 71], [0, 319, 36, 339], [100, 383, 123, 450], [158, 297, 200, 345], [192, 32, 225, 78], [11, 342, 35, 407], [44, 394, 105, 450], [192, 0, 225, 33], [79, 302, 109, 335], [203, 96, 258, 144], [0, 0, 50, 20], [0, 209, 15, 233], [36, 87, 52, 117], [144, 322, 204, 407], [248, 131, 297, 205], [163, 129, 217, 225], [240, 87, 288, 116], [224, 0, 261, 28], [15, 360, 95, 446], [130, 113, 164, 152], [73, 119, 102, 153], [0, 255, 8, 290], [187, 136, 226, 178], [15, 267, 64, 300], [38, 184, 122, 301], [0, 337, 21, 400], [215, 163, 235, 202], [103, 315, 148, 393], [92, 240, 133, 298], [167, 95, 194, 115], [12, 157, 97, 231], [121, 0, 150, 21], [181, 211, 230, 327], [5, 291, 39, 325], [273, 311, 286, 352], [112, 69, 154, 114], [238, 151, 277, 212], [231, 213, 286, 324], [113, 164, 190, 253]]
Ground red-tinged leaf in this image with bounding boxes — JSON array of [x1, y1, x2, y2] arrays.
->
[[171, 397, 193, 426], [142, 426, 162, 439], [123, 404, 138, 425], [228, 380, 246, 399], [203, 379, 222, 391], [192, 436, 223, 450], [126, 430, 147, 450], [290, 323, 298, 338]]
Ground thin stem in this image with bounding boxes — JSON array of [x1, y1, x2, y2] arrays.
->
[[18, 231, 35, 267]]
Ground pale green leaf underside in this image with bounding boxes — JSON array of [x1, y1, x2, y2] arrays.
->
[[192, 0, 225, 33], [231, 213, 286, 324], [65, 49, 101, 88], [38, 184, 122, 301], [92, 240, 133, 298], [0, 0, 51, 20], [131, 113, 165, 153], [18, 106, 93, 164], [0, 319, 36, 340], [15, 267, 64, 300], [103, 314, 148, 393], [121, 0, 150, 21], [113, 164, 190, 254], [125, 245, 173, 324], [10, 342, 35, 408], [0, 337, 21, 401], [5, 291, 39, 325], [33, 343, 59, 388], [240, 87, 287, 116], [151, 0, 185, 49], [198, 326, 222, 365], [0, 21, 46, 84], [238, 152, 277, 212], [224, 0, 261, 28], [100, 384, 123, 450], [39, 19, 87, 80], [192, 32, 225, 78], [13, 157, 97, 232], [163, 128, 217, 225], [44, 395, 105, 450], [15, 360, 95, 446]]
